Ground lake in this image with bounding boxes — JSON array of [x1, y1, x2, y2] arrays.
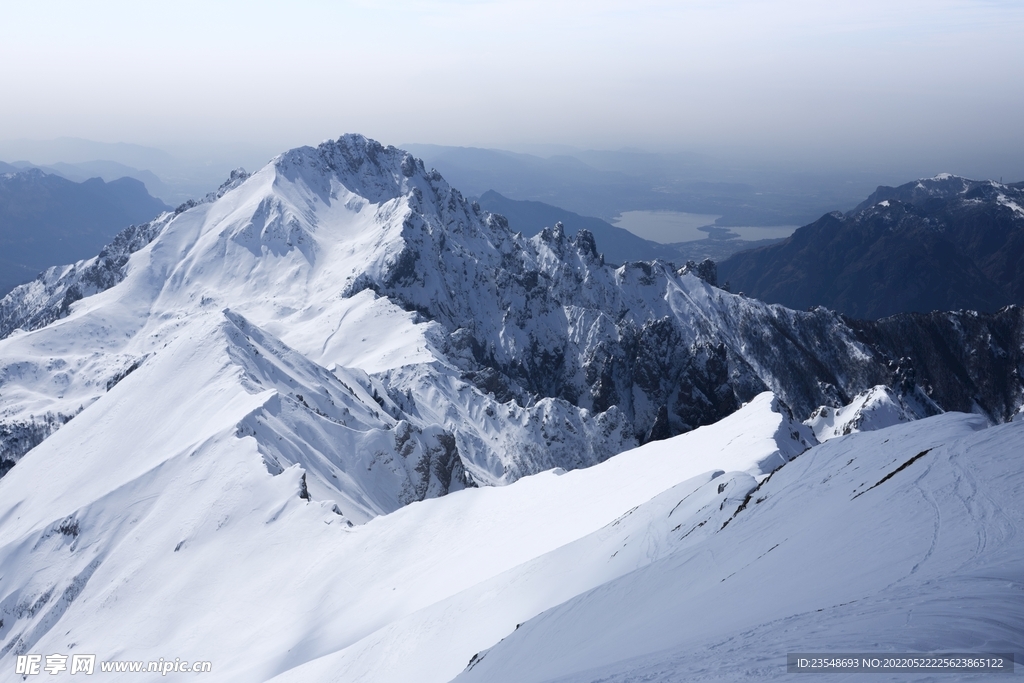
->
[[613, 210, 797, 244]]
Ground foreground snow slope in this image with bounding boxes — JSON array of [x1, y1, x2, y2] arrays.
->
[[263, 393, 809, 683], [0, 392, 805, 681], [453, 413, 1024, 683]]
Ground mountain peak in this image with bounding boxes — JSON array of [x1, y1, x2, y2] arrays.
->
[[271, 134, 433, 206]]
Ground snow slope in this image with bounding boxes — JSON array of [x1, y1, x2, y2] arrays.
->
[[453, 413, 1024, 683], [0, 390, 807, 681], [0, 136, 637, 492]]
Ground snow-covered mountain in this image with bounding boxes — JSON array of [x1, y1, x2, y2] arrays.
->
[[0, 135, 1022, 680], [3, 136, 1021, 491], [0, 390, 816, 681], [804, 384, 927, 442]]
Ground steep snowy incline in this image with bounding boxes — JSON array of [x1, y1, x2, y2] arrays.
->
[[0, 389, 807, 681], [0, 169, 250, 340], [452, 413, 1023, 683]]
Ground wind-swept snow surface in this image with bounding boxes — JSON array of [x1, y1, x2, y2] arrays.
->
[[453, 414, 1024, 683]]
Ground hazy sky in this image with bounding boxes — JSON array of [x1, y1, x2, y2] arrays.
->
[[2, 0, 1023, 175]]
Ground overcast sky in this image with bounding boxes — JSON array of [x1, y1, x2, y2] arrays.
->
[[2, 0, 1023, 175]]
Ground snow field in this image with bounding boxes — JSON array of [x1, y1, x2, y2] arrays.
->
[[453, 413, 1023, 683]]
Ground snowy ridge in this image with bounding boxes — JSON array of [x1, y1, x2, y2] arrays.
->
[[0, 136, 634, 496], [874, 173, 1020, 205], [223, 309, 470, 517], [263, 402, 814, 683], [0, 169, 249, 341], [0, 215, 172, 340], [0, 392, 811, 681]]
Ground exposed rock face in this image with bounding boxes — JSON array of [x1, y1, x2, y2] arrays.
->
[[677, 258, 717, 286], [847, 306, 1024, 422], [0, 412, 77, 476]]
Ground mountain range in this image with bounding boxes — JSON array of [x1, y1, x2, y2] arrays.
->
[[719, 174, 1024, 318], [0, 136, 1021, 680], [0, 159, 172, 204], [3, 137, 1023, 482]]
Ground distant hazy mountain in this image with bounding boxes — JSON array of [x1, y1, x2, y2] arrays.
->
[[404, 143, 878, 227], [2, 159, 172, 203], [0, 168, 170, 295], [40, 160, 171, 202], [0, 137, 177, 170], [0, 137, 275, 204], [718, 175, 1024, 318]]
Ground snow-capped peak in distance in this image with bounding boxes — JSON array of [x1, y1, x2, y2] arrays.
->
[[858, 172, 1022, 207]]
